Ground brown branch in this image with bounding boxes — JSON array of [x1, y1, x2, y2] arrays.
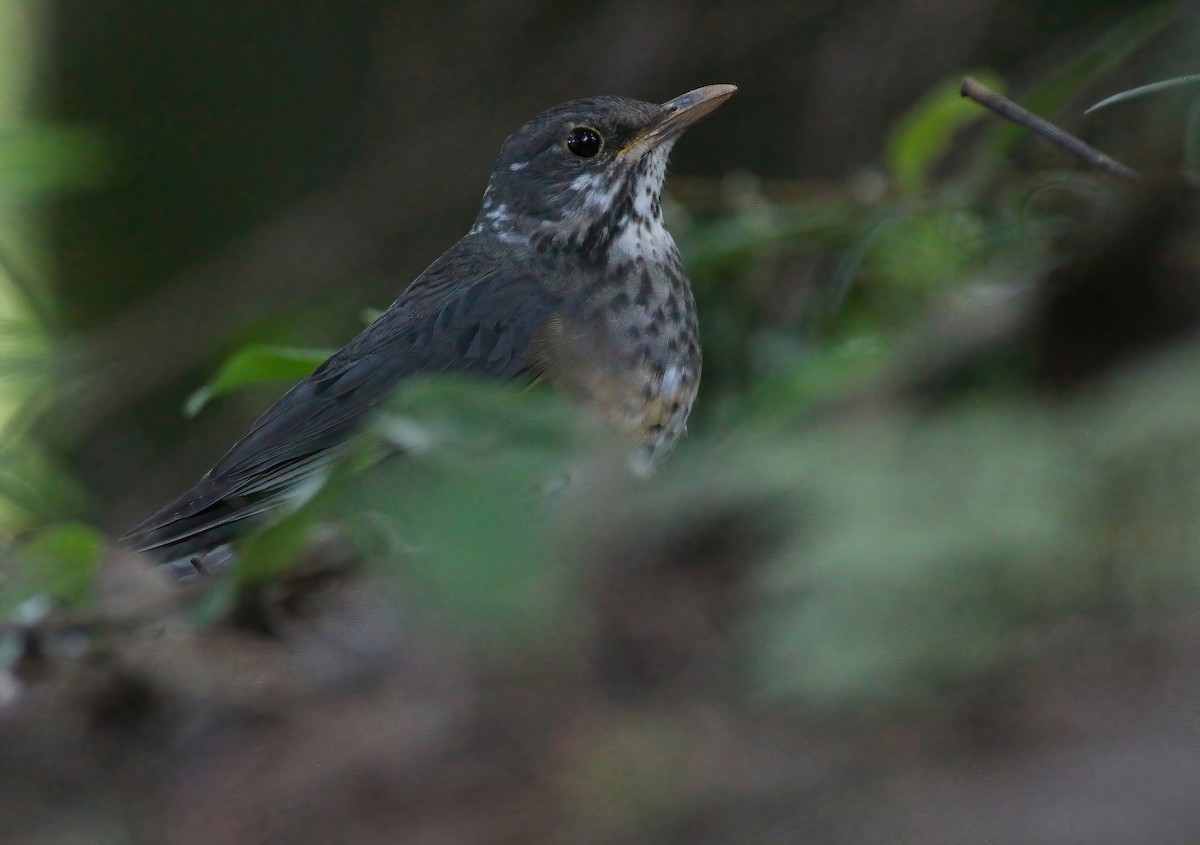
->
[[960, 76, 1142, 182]]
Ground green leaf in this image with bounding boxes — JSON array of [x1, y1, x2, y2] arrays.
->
[[232, 376, 590, 638], [865, 208, 985, 300], [0, 124, 113, 195], [0, 440, 93, 532], [5, 521, 105, 611], [1085, 74, 1200, 114], [335, 378, 590, 651], [234, 483, 333, 584], [740, 333, 893, 420], [887, 70, 1007, 195], [680, 201, 858, 274], [378, 377, 586, 465], [184, 344, 333, 417]]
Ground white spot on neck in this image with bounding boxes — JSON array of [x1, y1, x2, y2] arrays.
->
[[509, 161, 528, 171], [570, 171, 620, 211], [569, 172, 601, 191], [496, 229, 529, 246], [470, 200, 514, 236]]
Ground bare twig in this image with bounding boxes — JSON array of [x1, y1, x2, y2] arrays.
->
[[960, 75, 1142, 182]]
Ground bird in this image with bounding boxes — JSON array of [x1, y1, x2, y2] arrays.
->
[[125, 83, 738, 572]]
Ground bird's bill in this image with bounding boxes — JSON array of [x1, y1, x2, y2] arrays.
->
[[622, 83, 738, 156]]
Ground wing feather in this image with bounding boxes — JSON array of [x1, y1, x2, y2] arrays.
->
[[126, 255, 562, 560]]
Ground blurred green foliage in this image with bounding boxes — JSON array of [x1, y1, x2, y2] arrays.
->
[[0, 0, 110, 543], [887, 70, 1007, 196], [2, 520, 102, 613], [0, 125, 112, 196], [746, 347, 1200, 707], [234, 379, 594, 645]]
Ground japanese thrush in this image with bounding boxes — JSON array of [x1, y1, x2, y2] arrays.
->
[[126, 83, 737, 567]]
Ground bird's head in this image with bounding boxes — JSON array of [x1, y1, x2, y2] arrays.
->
[[472, 84, 737, 262]]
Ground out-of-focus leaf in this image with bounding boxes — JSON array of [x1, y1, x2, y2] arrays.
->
[[887, 70, 1006, 195], [235, 431, 375, 585], [235, 476, 338, 585], [0, 441, 92, 534], [739, 339, 1200, 710], [184, 344, 333, 417], [5, 521, 104, 611], [739, 333, 892, 420], [378, 377, 587, 466], [230, 376, 593, 649], [335, 378, 593, 651], [865, 209, 985, 301], [1085, 73, 1200, 114], [747, 403, 1082, 706], [680, 201, 859, 276], [0, 125, 113, 195], [181, 576, 240, 629]]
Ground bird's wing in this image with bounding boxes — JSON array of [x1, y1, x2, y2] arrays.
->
[[126, 267, 562, 559]]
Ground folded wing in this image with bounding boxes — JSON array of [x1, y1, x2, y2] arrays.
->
[[125, 264, 561, 560]]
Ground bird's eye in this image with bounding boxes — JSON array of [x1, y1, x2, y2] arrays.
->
[[566, 126, 603, 158]]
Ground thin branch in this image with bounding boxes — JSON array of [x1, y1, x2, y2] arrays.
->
[[960, 75, 1142, 182]]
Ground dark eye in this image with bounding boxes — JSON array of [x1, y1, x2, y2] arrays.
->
[[566, 126, 602, 158]]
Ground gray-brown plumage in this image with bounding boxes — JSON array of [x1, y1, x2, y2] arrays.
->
[[125, 84, 737, 568]]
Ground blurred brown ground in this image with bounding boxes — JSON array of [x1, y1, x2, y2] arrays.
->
[[3, 508, 1199, 844]]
